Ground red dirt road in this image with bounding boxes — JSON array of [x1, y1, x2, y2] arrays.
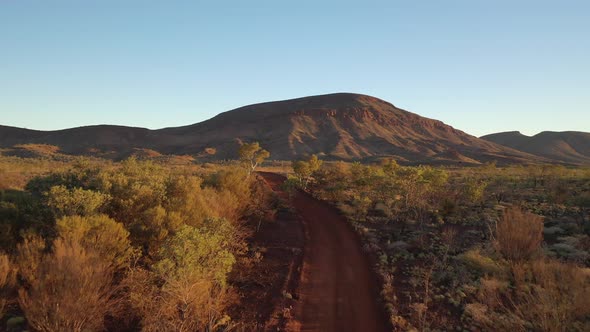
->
[[260, 173, 390, 332]]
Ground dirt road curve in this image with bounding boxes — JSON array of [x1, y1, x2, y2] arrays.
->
[[260, 173, 390, 332]]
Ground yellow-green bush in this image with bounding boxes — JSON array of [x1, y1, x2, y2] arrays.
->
[[46, 185, 109, 217], [56, 214, 134, 270], [126, 219, 238, 331], [459, 249, 503, 275]]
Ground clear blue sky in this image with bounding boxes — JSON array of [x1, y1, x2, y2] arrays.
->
[[1, 0, 588, 137]]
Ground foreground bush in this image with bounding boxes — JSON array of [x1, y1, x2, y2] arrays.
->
[[126, 220, 237, 331]]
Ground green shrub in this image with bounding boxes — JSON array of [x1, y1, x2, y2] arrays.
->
[[459, 249, 502, 275], [46, 185, 109, 217], [155, 219, 236, 286]]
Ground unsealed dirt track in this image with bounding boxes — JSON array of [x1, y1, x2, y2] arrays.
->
[[260, 172, 390, 332]]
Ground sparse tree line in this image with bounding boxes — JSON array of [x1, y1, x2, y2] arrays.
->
[[0, 142, 275, 332], [306, 159, 484, 224]]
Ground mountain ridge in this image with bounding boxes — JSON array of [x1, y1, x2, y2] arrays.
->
[[482, 131, 590, 164], [0, 93, 580, 164]]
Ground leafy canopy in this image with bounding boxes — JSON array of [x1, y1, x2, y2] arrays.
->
[[239, 142, 270, 174]]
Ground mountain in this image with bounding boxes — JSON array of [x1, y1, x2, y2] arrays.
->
[[481, 131, 590, 164], [0, 93, 544, 164]]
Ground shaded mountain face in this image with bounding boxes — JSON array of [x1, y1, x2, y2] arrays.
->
[[0, 93, 544, 164], [482, 131, 590, 165], [0, 125, 154, 159]]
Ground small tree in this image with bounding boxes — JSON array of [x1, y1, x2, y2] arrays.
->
[[292, 154, 323, 189], [495, 207, 543, 261], [281, 176, 300, 200], [462, 178, 488, 206], [248, 180, 276, 232], [239, 142, 270, 175]]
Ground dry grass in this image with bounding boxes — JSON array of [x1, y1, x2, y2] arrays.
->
[[0, 253, 15, 318], [510, 259, 590, 332], [495, 206, 543, 261], [17, 236, 120, 332], [474, 259, 590, 332]]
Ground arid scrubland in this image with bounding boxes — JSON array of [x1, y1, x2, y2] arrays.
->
[[0, 148, 282, 331], [297, 160, 590, 331]]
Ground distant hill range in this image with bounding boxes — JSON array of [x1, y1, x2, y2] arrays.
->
[[0, 93, 587, 165], [481, 131, 590, 165]]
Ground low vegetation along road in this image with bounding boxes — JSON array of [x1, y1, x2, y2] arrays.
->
[[260, 173, 389, 332]]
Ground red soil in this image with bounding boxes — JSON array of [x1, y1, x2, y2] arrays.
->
[[259, 172, 390, 332]]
